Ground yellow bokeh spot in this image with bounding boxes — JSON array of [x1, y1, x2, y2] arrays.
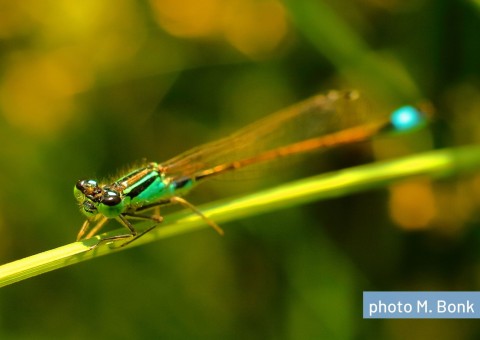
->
[[223, 0, 287, 58], [150, 0, 222, 37], [150, 0, 288, 58], [0, 2, 29, 38], [0, 0, 148, 136], [389, 180, 436, 230], [0, 50, 93, 135]]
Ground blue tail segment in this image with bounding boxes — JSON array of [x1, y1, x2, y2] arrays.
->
[[390, 105, 426, 132]]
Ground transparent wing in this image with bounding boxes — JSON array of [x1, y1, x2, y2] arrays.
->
[[160, 90, 375, 178]]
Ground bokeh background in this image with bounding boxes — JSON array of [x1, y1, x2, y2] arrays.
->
[[0, 0, 480, 338]]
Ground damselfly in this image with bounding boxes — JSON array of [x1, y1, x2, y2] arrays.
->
[[74, 90, 427, 247]]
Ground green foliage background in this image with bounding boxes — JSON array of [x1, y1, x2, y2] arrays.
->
[[0, 0, 479, 338]]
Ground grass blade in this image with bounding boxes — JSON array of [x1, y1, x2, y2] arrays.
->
[[1, 145, 480, 288]]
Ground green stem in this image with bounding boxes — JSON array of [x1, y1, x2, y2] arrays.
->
[[1, 145, 480, 288]]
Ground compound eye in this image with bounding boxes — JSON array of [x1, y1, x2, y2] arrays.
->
[[76, 179, 101, 195], [102, 190, 121, 206]]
